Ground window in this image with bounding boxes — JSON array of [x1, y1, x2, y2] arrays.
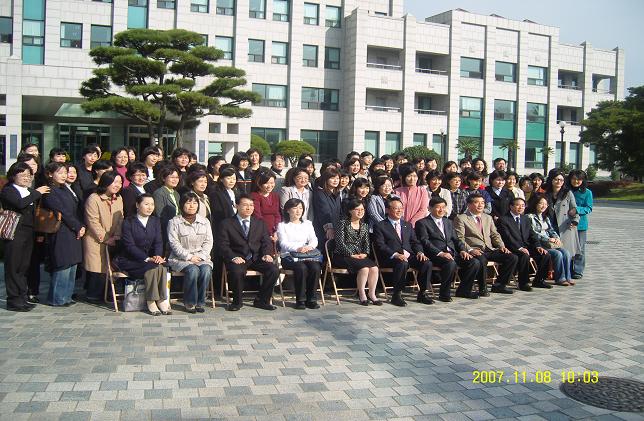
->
[[271, 41, 288, 64], [0, 135, 5, 166], [433, 134, 445, 161], [301, 130, 338, 162], [23, 20, 45, 64], [215, 36, 233, 59], [191, 0, 208, 13], [0, 114, 5, 126], [524, 140, 545, 169], [385, 132, 401, 155], [528, 66, 548, 86], [273, 0, 289, 21], [303, 44, 317, 67], [494, 100, 515, 121], [569, 143, 581, 169], [364, 131, 379, 156], [413, 133, 427, 147], [90, 25, 112, 48], [208, 123, 221, 133], [0, 94, 5, 106], [324, 47, 340, 69], [216, 0, 234, 15], [24, 0, 45, 20], [460, 57, 484, 79], [494, 100, 516, 140], [304, 3, 319, 25], [248, 39, 265, 62], [495, 61, 516, 83], [60, 22, 82, 48], [251, 127, 287, 146], [128, 0, 148, 29], [526, 103, 547, 123], [249, 0, 265, 18], [252, 83, 287, 107], [227, 123, 239, 134], [589, 144, 597, 165], [325, 5, 341, 28], [301, 87, 339, 111], [460, 97, 482, 118], [157, 0, 175, 9], [0, 17, 12, 43]]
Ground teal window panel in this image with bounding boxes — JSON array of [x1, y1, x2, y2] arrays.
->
[[493, 120, 515, 139], [459, 117, 482, 137], [525, 140, 545, 169], [526, 122, 546, 141], [128, 6, 148, 28], [23, 45, 44, 64], [24, 0, 45, 20], [364, 131, 379, 156], [492, 138, 509, 161]]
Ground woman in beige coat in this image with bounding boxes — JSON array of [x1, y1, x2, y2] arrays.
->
[[83, 171, 124, 302]]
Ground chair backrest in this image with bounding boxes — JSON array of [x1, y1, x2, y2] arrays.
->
[[324, 239, 335, 270]]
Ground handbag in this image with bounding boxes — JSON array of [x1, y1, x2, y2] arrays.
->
[[34, 203, 62, 234], [289, 248, 323, 262], [123, 279, 147, 312], [0, 209, 21, 240]]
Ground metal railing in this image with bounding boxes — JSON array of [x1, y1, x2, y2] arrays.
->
[[416, 68, 447, 75], [367, 63, 402, 71], [558, 84, 581, 90], [365, 105, 401, 112], [557, 120, 582, 126], [415, 109, 446, 115], [592, 88, 613, 94]]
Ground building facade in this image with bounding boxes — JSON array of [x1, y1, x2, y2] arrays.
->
[[0, 0, 624, 173]]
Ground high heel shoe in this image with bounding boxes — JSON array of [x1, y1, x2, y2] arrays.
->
[[359, 299, 369, 306], [368, 297, 383, 306]]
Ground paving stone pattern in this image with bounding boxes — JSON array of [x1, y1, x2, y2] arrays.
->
[[0, 204, 642, 420]]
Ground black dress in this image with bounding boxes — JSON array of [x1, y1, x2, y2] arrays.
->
[[332, 218, 376, 273]]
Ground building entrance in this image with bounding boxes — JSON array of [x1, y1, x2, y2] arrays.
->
[[58, 124, 111, 162]]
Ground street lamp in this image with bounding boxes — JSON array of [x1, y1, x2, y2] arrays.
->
[[440, 128, 447, 162], [559, 120, 566, 167]]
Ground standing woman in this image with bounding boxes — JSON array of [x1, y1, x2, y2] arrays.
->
[[0, 163, 50, 311], [276, 198, 321, 309], [425, 171, 453, 217], [232, 152, 252, 194], [121, 162, 148, 217], [246, 147, 264, 174], [568, 170, 593, 279], [333, 199, 380, 306], [312, 168, 342, 245], [114, 194, 170, 315], [152, 165, 181, 245], [111, 147, 131, 188], [471, 158, 489, 185], [206, 155, 226, 194], [65, 164, 83, 203], [126, 146, 137, 163], [367, 176, 397, 232], [208, 165, 238, 291], [83, 171, 124, 302], [394, 164, 429, 228], [344, 158, 362, 183], [171, 147, 191, 187], [187, 170, 212, 222], [280, 168, 313, 221], [141, 146, 161, 181], [41, 162, 85, 306], [251, 170, 281, 241], [84, 160, 113, 199], [76, 146, 100, 195]]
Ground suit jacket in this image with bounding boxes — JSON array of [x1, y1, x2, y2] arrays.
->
[[114, 215, 163, 278], [454, 212, 505, 252], [372, 218, 423, 262], [496, 213, 540, 253], [485, 186, 514, 218], [42, 185, 84, 270], [312, 187, 342, 238], [415, 216, 466, 257], [121, 184, 145, 218], [0, 183, 41, 229], [219, 215, 273, 262], [208, 187, 238, 237]]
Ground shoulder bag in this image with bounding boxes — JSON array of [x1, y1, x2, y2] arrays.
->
[[35, 202, 62, 234]]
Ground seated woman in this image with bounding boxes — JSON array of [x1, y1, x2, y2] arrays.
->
[[526, 194, 573, 286], [167, 192, 214, 314], [333, 199, 380, 306], [114, 194, 170, 315], [276, 198, 321, 310]]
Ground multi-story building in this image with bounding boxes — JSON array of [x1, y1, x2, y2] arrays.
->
[[0, 0, 624, 174]]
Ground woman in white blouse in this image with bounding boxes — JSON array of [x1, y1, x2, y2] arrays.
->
[[279, 168, 314, 221], [276, 198, 320, 310]]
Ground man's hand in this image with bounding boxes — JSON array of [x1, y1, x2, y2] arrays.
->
[[394, 252, 408, 261], [262, 255, 273, 263], [470, 248, 483, 257], [536, 247, 548, 255], [500, 246, 511, 254], [232, 257, 245, 264], [519, 247, 530, 255], [416, 252, 428, 262], [325, 228, 335, 240], [438, 251, 454, 260], [460, 250, 472, 260]]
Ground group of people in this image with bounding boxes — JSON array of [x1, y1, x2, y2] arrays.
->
[[1, 143, 592, 314]]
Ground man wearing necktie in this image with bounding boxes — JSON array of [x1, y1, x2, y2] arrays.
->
[[497, 197, 552, 291], [372, 197, 433, 307]]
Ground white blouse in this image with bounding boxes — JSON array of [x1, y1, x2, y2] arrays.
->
[[276, 220, 318, 257]]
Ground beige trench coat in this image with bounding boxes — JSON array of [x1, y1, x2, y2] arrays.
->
[[83, 193, 124, 273]]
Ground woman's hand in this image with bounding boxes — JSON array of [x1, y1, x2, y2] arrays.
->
[[189, 256, 202, 264], [105, 236, 117, 246], [351, 254, 367, 259], [325, 228, 335, 240], [36, 186, 51, 195], [271, 233, 278, 243], [77, 227, 86, 239], [297, 246, 313, 253], [150, 255, 166, 264]]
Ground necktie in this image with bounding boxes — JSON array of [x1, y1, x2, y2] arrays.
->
[[394, 221, 402, 241], [242, 219, 249, 238], [515, 216, 521, 226], [475, 216, 483, 233]]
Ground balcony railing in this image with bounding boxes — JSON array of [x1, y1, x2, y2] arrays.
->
[[415, 68, 447, 75], [558, 84, 581, 90], [592, 87, 613, 94], [557, 120, 581, 126], [415, 109, 446, 115], [365, 105, 401, 112], [366, 63, 402, 71]]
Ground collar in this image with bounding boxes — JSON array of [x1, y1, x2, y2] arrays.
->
[[510, 212, 521, 219], [466, 211, 482, 219], [431, 215, 443, 224], [12, 184, 31, 198], [236, 214, 251, 224], [387, 217, 401, 226], [492, 187, 502, 195]]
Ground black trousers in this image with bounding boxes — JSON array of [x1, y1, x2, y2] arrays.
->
[[475, 250, 518, 287], [4, 225, 34, 308], [281, 258, 321, 302], [430, 253, 480, 298], [27, 235, 45, 296], [382, 255, 433, 294], [225, 259, 279, 305], [515, 250, 551, 286]]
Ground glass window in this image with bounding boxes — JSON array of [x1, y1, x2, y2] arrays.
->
[[528, 66, 548, 86], [271, 41, 288, 64], [303, 3, 319, 25], [303, 44, 317, 67], [589, 144, 597, 165], [273, 0, 289, 21], [0, 94, 5, 106], [301, 130, 338, 162], [413, 133, 427, 147], [495, 61, 516, 83], [157, 0, 175, 9], [324, 47, 340, 69], [460, 97, 482, 118], [24, 0, 45, 20], [569, 143, 580, 169], [301, 87, 339, 111], [526, 103, 547, 123], [128, 0, 148, 28], [460, 57, 483, 79], [0, 114, 5, 126], [432, 134, 445, 160], [524, 140, 545, 169], [216, 0, 234, 15], [90, 25, 112, 48], [249, 0, 265, 19], [191, 0, 208, 13], [251, 127, 286, 147], [325, 5, 341, 28], [209, 123, 221, 133], [215, 36, 233, 59], [252, 83, 287, 107], [385, 132, 401, 155], [0, 17, 12, 43], [494, 100, 515, 121], [364, 131, 379, 156], [248, 39, 264, 62], [23, 20, 44, 45], [60, 22, 82, 48]]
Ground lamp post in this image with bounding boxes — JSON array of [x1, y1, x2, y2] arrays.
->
[[439, 129, 447, 162], [559, 120, 566, 168]]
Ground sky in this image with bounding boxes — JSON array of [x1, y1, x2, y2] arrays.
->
[[404, 0, 644, 96]]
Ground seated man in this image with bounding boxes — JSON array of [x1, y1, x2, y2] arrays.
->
[[496, 197, 553, 291], [454, 193, 518, 294], [372, 197, 434, 307], [416, 197, 481, 301], [219, 194, 280, 311]]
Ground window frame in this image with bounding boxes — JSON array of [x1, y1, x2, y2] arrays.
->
[[495, 61, 516, 83], [252, 83, 288, 108], [272, 0, 289, 21], [301, 87, 339, 111], [157, 0, 176, 9], [190, 0, 208, 13], [303, 44, 318, 67], [0, 16, 12, 43], [303, 2, 319, 25], [215, 35, 234, 60], [528, 65, 548, 86], [216, 0, 234, 15], [325, 5, 341, 28], [249, 0, 266, 19], [324, 46, 340, 69], [90, 24, 112, 48], [460, 57, 484, 79], [248, 39, 265, 63], [526, 102, 547, 123], [460, 96, 483, 118], [60, 22, 83, 49], [271, 41, 288, 65]]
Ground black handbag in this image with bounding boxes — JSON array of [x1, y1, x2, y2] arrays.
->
[[289, 249, 323, 262]]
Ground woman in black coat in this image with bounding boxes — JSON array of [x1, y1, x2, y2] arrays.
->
[[114, 194, 169, 315], [312, 168, 342, 249], [41, 162, 85, 307], [0, 162, 50, 311], [121, 162, 149, 217]]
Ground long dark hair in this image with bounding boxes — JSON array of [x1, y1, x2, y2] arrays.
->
[[282, 198, 306, 222], [96, 171, 123, 196], [44, 162, 67, 187], [568, 169, 588, 192], [544, 169, 569, 199]]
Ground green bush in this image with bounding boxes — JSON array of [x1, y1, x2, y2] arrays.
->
[[585, 164, 597, 181], [250, 134, 271, 157], [275, 140, 316, 166], [401, 146, 442, 165]]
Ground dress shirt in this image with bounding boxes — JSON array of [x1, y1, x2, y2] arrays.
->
[[137, 214, 149, 228], [12, 184, 31, 199], [388, 218, 410, 259], [226, 188, 237, 211], [134, 185, 146, 194], [492, 187, 502, 196], [276, 220, 318, 257]]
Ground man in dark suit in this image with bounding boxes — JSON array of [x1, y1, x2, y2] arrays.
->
[[416, 197, 481, 301], [219, 194, 279, 311], [372, 197, 433, 307], [497, 197, 552, 291]]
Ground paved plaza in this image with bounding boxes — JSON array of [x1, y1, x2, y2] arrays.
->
[[0, 204, 642, 421]]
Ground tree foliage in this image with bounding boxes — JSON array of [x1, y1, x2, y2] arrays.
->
[[275, 140, 316, 166], [580, 86, 644, 179], [250, 134, 271, 157], [401, 146, 442, 165], [80, 29, 260, 146], [456, 137, 481, 160]]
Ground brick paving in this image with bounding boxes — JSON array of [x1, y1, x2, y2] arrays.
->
[[0, 204, 642, 420]]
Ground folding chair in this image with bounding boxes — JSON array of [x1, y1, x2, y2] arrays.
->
[[371, 246, 426, 299], [167, 271, 216, 309], [277, 254, 326, 306], [221, 262, 285, 307], [321, 239, 358, 305], [104, 247, 129, 312]]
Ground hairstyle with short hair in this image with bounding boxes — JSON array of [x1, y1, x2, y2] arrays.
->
[[441, 160, 458, 174], [6, 162, 33, 184], [44, 162, 67, 186], [466, 171, 482, 182], [91, 160, 113, 180], [216, 166, 237, 189], [282, 198, 306, 222], [373, 176, 394, 195], [126, 162, 147, 181], [207, 155, 225, 175], [135, 193, 154, 205], [505, 170, 518, 180], [459, 158, 472, 166], [319, 167, 340, 193], [385, 196, 403, 208], [342, 198, 365, 218], [270, 153, 285, 162], [110, 147, 130, 167], [425, 170, 442, 183], [525, 193, 548, 216], [348, 177, 372, 200], [466, 193, 485, 204], [567, 169, 588, 192], [95, 171, 123, 196], [236, 192, 253, 205], [471, 158, 488, 176], [186, 170, 208, 190], [81, 146, 100, 159], [397, 164, 417, 186], [252, 169, 276, 192], [159, 165, 180, 183], [246, 147, 263, 161], [529, 172, 545, 183], [179, 191, 200, 214], [141, 146, 161, 163], [429, 196, 447, 208], [509, 197, 526, 207], [171, 147, 191, 163], [493, 157, 507, 166], [48, 147, 67, 160], [231, 152, 249, 168], [488, 170, 507, 181]]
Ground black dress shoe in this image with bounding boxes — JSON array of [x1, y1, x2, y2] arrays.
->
[[227, 303, 242, 311], [533, 281, 553, 289], [518, 284, 533, 292], [455, 291, 479, 299], [24, 302, 36, 309], [478, 290, 490, 297], [27, 295, 40, 304], [491, 285, 513, 294], [63, 301, 77, 307], [417, 292, 434, 304], [295, 301, 307, 310], [186, 307, 197, 314], [305, 301, 320, 309], [390, 293, 407, 307], [253, 301, 277, 311], [438, 296, 453, 302], [368, 298, 383, 306], [195, 306, 205, 313], [6, 304, 32, 312], [359, 299, 369, 306], [572, 273, 583, 280]]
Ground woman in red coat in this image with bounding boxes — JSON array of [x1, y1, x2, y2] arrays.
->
[[251, 170, 282, 242]]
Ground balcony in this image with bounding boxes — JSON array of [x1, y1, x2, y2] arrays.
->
[[558, 70, 583, 91], [415, 109, 446, 115], [366, 62, 402, 71], [365, 105, 400, 112], [366, 46, 402, 71], [415, 68, 447, 75]]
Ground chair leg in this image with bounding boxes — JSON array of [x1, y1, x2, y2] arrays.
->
[[277, 277, 285, 308], [330, 272, 340, 305], [223, 269, 230, 305], [110, 277, 119, 313], [318, 278, 326, 306], [209, 277, 216, 309], [378, 272, 388, 299]]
